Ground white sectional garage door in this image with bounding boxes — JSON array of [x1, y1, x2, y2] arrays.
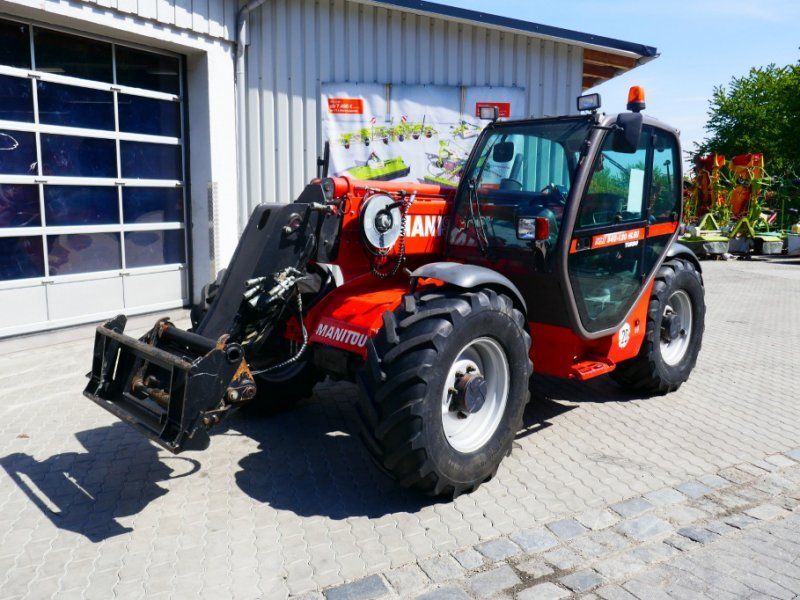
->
[[0, 17, 188, 337]]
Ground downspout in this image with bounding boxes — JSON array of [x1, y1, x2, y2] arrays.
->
[[235, 0, 269, 233]]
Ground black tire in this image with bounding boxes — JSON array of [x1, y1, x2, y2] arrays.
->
[[246, 359, 321, 416], [357, 288, 532, 497], [612, 257, 705, 394]]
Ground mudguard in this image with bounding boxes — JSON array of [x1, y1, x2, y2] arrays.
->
[[410, 261, 527, 311], [667, 242, 703, 276]]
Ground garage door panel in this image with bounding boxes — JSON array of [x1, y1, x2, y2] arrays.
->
[[46, 277, 124, 320], [124, 269, 186, 307], [0, 286, 48, 329], [47, 233, 122, 276], [0, 236, 45, 280], [0, 16, 188, 337]]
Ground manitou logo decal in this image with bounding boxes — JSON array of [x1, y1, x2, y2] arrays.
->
[[315, 322, 369, 348], [408, 215, 446, 238]]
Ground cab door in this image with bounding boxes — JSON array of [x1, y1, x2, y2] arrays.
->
[[566, 126, 651, 335]]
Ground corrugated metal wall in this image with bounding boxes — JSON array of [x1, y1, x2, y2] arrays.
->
[[77, 0, 237, 40], [244, 0, 584, 206]]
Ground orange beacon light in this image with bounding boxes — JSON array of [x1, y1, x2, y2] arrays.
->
[[627, 86, 646, 112]]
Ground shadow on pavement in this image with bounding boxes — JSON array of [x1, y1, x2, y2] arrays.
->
[[232, 389, 437, 519], [0, 422, 200, 542], [232, 376, 637, 518]]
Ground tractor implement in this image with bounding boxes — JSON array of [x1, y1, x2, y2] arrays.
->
[[81, 87, 707, 498], [84, 182, 338, 452], [84, 315, 253, 452]]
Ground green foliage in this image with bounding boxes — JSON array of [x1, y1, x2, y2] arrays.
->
[[697, 61, 800, 176]]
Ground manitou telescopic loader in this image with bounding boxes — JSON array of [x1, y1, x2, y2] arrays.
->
[[84, 87, 705, 497]]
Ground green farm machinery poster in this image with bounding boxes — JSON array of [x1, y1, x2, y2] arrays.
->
[[322, 83, 526, 187]]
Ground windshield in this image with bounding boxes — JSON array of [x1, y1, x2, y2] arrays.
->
[[467, 119, 590, 193], [449, 118, 593, 261]]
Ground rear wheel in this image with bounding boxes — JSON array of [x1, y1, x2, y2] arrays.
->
[[357, 288, 532, 497], [612, 257, 705, 394]]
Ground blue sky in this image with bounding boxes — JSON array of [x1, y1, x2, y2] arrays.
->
[[444, 0, 799, 163]]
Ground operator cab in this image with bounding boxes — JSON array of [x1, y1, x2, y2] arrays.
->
[[447, 88, 683, 338]]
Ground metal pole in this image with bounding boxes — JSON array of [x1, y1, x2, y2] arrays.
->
[[235, 0, 270, 233]]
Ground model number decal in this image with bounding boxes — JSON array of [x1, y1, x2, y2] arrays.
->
[[592, 228, 644, 249]]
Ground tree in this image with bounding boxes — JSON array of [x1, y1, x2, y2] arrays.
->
[[696, 61, 800, 176]]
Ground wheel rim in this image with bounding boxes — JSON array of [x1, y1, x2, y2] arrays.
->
[[441, 337, 509, 453], [660, 289, 693, 366]]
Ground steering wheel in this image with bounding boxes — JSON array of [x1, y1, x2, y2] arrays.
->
[[541, 183, 567, 205]]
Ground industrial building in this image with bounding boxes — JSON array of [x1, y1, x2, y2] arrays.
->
[[0, 0, 657, 337]]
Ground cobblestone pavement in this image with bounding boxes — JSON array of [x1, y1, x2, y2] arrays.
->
[[323, 446, 800, 599], [0, 257, 799, 599]]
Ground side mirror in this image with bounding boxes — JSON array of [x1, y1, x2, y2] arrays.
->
[[517, 216, 550, 241], [613, 112, 643, 154], [492, 142, 515, 163]]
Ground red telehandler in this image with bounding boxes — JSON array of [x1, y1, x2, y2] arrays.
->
[[84, 88, 704, 497]]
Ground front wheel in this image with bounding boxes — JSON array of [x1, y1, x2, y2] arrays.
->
[[612, 257, 705, 394], [357, 288, 532, 497]]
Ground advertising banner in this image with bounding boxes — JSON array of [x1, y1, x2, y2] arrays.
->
[[322, 83, 525, 187]]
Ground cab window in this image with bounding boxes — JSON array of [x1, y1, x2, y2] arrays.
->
[[576, 132, 647, 228], [649, 129, 681, 223], [449, 119, 592, 262]]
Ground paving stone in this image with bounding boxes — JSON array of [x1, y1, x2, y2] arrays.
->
[[609, 497, 653, 519], [675, 480, 713, 499], [736, 462, 772, 477], [704, 519, 737, 536], [676, 526, 719, 545], [589, 529, 629, 553], [765, 454, 797, 468], [576, 508, 619, 531], [595, 584, 639, 600], [451, 548, 484, 570], [384, 564, 429, 596], [745, 503, 791, 521], [510, 527, 559, 553], [546, 518, 587, 541], [643, 488, 686, 506], [663, 534, 698, 552], [629, 542, 678, 564], [717, 466, 755, 485], [621, 579, 673, 600], [419, 556, 464, 583], [749, 459, 781, 473], [659, 504, 708, 526], [542, 547, 582, 571], [414, 587, 471, 600], [593, 553, 646, 580], [568, 535, 609, 560], [710, 491, 750, 510], [468, 564, 520, 597], [785, 448, 800, 462], [516, 582, 570, 600], [616, 515, 672, 542], [559, 569, 604, 593], [516, 557, 554, 579], [475, 537, 521, 561], [324, 574, 389, 600], [697, 474, 729, 489]]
